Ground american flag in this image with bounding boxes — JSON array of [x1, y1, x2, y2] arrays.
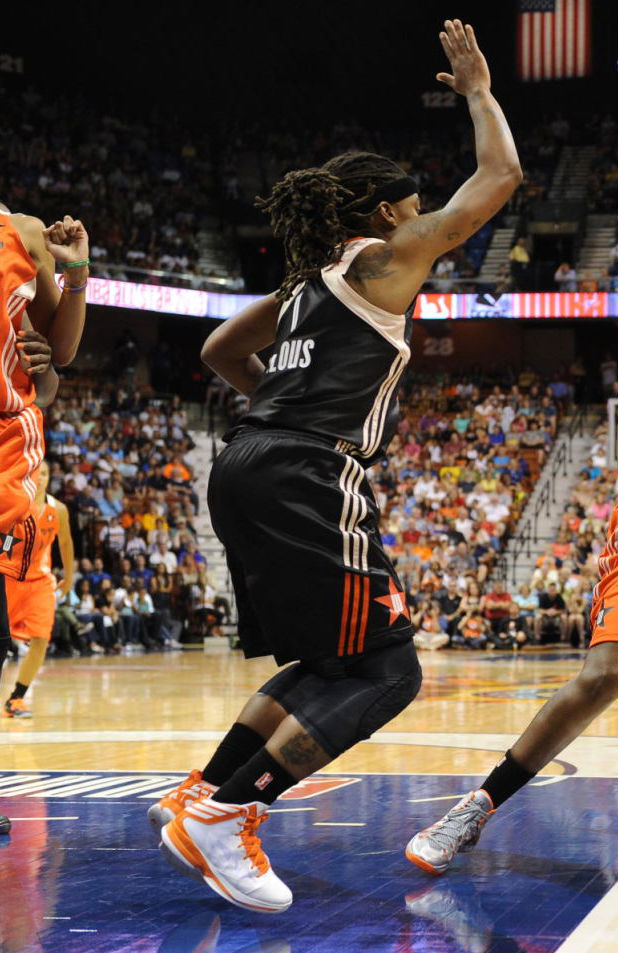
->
[[517, 0, 591, 81]]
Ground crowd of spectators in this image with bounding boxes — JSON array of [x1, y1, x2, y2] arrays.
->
[[220, 117, 564, 292], [365, 369, 594, 652], [523, 421, 615, 648], [7, 360, 608, 661], [0, 83, 235, 290], [3, 79, 615, 296], [29, 387, 229, 658]]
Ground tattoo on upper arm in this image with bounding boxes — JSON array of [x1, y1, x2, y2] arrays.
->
[[347, 244, 397, 281], [403, 214, 443, 240], [405, 208, 469, 244], [279, 732, 323, 766]]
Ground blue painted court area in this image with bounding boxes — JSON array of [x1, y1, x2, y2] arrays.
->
[[0, 771, 616, 953]]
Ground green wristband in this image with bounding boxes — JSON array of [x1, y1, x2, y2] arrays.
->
[[62, 258, 90, 269]]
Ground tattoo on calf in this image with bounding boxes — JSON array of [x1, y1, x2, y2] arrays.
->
[[279, 731, 322, 766], [348, 244, 396, 281]]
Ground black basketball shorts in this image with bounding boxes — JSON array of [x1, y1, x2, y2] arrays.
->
[[207, 426, 412, 665]]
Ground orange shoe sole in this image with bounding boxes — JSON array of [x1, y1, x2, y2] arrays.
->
[[405, 846, 444, 876]]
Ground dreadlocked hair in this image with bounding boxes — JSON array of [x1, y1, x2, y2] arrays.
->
[[255, 152, 407, 300]]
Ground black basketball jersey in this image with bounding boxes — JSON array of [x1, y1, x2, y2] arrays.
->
[[242, 238, 414, 467]]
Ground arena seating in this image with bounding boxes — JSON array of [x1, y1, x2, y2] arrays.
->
[[370, 372, 566, 650], [3, 81, 614, 293], [41, 387, 227, 654], [32, 364, 573, 657], [525, 422, 615, 647]]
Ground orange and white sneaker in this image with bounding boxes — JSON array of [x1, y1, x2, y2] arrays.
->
[[160, 797, 293, 914], [3, 698, 32, 719], [147, 770, 217, 835]]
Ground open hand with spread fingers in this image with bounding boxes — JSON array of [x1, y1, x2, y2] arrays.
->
[[437, 19, 491, 97], [43, 215, 89, 265]]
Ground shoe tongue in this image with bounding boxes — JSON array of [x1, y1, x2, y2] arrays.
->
[[474, 789, 493, 811]]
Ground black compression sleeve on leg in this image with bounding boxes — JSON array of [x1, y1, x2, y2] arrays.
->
[[212, 748, 296, 806], [202, 722, 265, 786], [0, 575, 10, 676], [480, 749, 537, 809]]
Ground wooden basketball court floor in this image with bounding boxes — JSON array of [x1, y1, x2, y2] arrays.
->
[[1, 646, 616, 953]]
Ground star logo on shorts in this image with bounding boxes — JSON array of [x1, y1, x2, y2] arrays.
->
[[374, 578, 410, 626], [596, 600, 614, 628], [0, 531, 22, 559]]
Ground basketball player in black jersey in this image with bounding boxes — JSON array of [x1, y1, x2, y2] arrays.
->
[[152, 19, 522, 912]]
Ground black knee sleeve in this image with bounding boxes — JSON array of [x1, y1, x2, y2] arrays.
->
[[357, 651, 422, 741], [261, 640, 422, 759], [258, 661, 305, 707]]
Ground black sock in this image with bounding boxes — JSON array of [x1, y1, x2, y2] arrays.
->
[[10, 682, 28, 701], [202, 723, 265, 786], [212, 748, 296, 806], [480, 749, 537, 809]]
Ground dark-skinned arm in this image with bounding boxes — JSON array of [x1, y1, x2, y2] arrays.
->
[[346, 20, 522, 315], [16, 214, 89, 366], [18, 312, 59, 408], [200, 293, 280, 397], [394, 20, 522, 263]]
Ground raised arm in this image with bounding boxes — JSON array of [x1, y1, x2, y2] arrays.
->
[[392, 20, 522, 267], [16, 213, 89, 366], [347, 20, 522, 313], [200, 293, 280, 397]]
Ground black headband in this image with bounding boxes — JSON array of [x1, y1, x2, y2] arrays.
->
[[355, 176, 419, 213]]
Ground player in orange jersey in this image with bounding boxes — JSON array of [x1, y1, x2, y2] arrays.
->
[[3, 460, 76, 718], [1, 201, 87, 833], [406, 503, 618, 874], [0, 202, 88, 597], [0, 201, 90, 367]]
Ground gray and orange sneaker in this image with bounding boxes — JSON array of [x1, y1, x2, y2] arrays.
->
[[405, 790, 495, 875], [147, 770, 217, 835]]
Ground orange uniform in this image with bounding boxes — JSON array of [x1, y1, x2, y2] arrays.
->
[[5, 496, 60, 642], [589, 502, 618, 647], [0, 209, 44, 579]]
